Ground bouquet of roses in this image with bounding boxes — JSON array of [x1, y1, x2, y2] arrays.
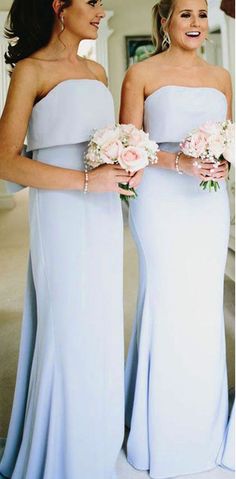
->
[[180, 120, 235, 191], [85, 123, 159, 204]]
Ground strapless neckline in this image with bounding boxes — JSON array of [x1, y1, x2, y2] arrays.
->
[[33, 78, 110, 110], [144, 85, 227, 105], [27, 78, 115, 151], [143, 84, 227, 145]]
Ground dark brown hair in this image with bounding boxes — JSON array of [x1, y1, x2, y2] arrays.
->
[[5, 0, 72, 68]]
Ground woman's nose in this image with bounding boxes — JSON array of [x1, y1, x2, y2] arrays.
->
[[190, 15, 200, 27], [97, 6, 106, 19]]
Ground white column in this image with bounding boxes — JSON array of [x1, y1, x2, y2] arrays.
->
[[96, 11, 114, 74], [0, 11, 15, 209], [208, 0, 230, 69]]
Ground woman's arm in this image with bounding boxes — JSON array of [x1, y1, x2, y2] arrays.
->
[[0, 60, 133, 195], [0, 60, 85, 190], [120, 64, 178, 174]]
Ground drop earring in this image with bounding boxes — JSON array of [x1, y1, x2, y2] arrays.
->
[[162, 31, 171, 50], [60, 15, 65, 32]]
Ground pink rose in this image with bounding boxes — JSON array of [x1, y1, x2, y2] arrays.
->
[[100, 140, 123, 164], [119, 146, 149, 172], [181, 133, 207, 158], [190, 132, 208, 157], [127, 130, 147, 147]]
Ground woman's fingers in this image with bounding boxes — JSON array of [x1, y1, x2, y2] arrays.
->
[[199, 162, 215, 170], [198, 161, 228, 179], [118, 175, 132, 183], [117, 186, 135, 196], [116, 170, 132, 176], [113, 165, 133, 174], [113, 165, 126, 170], [212, 172, 228, 179], [199, 174, 213, 181], [129, 169, 144, 188], [199, 169, 214, 179], [219, 160, 228, 167]]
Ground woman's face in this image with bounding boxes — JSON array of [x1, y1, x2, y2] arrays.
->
[[62, 0, 105, 40], [166, 0, 208, 51]]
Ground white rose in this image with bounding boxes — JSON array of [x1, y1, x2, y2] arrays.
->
[[207, 135, 225, 159], [93, 127, 120, 148]]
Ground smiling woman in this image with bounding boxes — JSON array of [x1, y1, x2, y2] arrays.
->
[[152, 0, 208, 53], [120, 0, 233, 478]]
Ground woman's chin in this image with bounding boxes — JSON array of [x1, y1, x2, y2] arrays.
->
[[182, 42, 203, 52], [77, 30, 98, 42]]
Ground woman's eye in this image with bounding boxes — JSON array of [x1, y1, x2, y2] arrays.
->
[[88, 0, 103, 6], [180, 12, 208, 19], [180, 13, 191, 18]]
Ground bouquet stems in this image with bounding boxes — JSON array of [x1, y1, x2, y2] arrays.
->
[[119, 183, 138, 206], [200, 180, 220, 192]]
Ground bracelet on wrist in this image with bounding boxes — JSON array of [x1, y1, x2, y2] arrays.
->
[[83, 168, 89, 194], [155, 150, 159, 165], [175, 152, 183, 175]]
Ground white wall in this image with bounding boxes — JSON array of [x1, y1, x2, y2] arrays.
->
[[103, 0, 155, 115], [0, 0, 10, 8]]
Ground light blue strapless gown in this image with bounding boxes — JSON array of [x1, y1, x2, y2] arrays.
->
[[125, 86, 230, 479], [0, 79, 124, 479]]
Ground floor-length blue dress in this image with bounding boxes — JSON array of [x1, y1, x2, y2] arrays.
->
[[125, 86, 230, 479], [0, 79, 124, 479]]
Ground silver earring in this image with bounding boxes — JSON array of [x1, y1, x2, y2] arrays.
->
[[162, 32, 171, 50]]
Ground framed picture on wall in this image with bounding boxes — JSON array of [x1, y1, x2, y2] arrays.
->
[[126, 35, 155, 67]]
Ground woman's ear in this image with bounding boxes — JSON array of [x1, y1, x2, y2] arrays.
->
[[161, 17, 167, 31], [52, 0, 63, 15]]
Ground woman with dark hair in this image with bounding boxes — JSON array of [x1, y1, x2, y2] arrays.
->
[[0, 1, 137, 478], [120, 0, 232, 477]]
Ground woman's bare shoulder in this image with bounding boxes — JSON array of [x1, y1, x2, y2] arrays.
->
[[85, 58, 107, 85], [207, 63, 232, 94], [11, 58, 40, 81], [7, 58, 41, 102]]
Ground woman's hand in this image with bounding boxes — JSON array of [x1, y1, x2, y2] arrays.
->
[[208, 160, 229, 181], [179, 154, 229, 181], [87, 164, 136, 196], [128, 169, 144, 189]]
